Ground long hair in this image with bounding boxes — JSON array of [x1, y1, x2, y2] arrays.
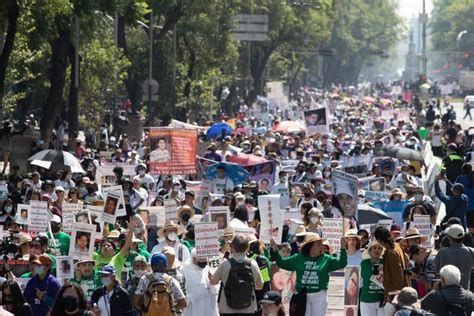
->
[[1, 280, 26, 308], [49, 284, 88, 316]]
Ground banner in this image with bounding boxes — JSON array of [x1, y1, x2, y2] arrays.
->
[[304, 108, 328, 136], [28, 201, 50, 233], [69, 222, 96, 260], [364, 190, 391, 202], [258, 194, 283, 243], [95, 163, 137, 187], [56, 256, 74, 280], [343, 156, 372, 177], [413, 215, 432, 248], [194, 223, 219, 257], [62, 203, 83, 232], [208, 206, 230, 232], [332, 170, 358, 219], [322, 218, 344, 254], [149, 127, 197, 175], [344, 266, 360, 311], [244, 161, 277, 191], [15, 204, 29, 225]]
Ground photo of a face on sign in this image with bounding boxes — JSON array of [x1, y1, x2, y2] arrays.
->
[[149, 137, 171, 163], [333, 180, 358, 218]]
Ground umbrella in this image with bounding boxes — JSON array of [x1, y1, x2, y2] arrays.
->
[[28, 149, 85, 173], [272, 121, 306, 133], [357, 203, 391, 225], [384, 146, 423, 162], [362, 96, 376, 104], [226, 153, 268, 166], [206, 122, 233, 140], [205, 162, 249, 185], [420, 83, 431, 90]]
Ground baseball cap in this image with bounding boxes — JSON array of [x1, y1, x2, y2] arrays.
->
[[99, 265, 116, 275], [51, 215, 62, 224], [259, 291, 282, 305], [133, 255, 147, 264], [32, 254, 53, 267], [151, 253, 168, 266], [446, 224, 465, 239]]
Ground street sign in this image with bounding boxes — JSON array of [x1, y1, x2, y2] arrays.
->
[[141, 79, 159, 95], [232, 14, 269, 42]]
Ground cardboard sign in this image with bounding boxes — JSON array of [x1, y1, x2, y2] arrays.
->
[[194, 222, 219, 257], [69, 222, 96, 260], [164, 198, 179, 222], [322, 218, 344, 254], [258, 194, 283, 244], [413, 215, 432, 248], [15, 204, 29, 225], [102, 185, 126, 217], [28, 201, 50, 233], [101, 191, 121, 224]]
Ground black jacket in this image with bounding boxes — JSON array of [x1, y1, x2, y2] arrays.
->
[[91, 284, 134, 316]]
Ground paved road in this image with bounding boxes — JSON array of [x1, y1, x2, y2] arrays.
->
[[451, 101, 473, 130]]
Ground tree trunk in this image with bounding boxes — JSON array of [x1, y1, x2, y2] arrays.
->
[[0, 0, 19, 120], [40, 26, 70, 146], [182, 35, 196, 100], [250, 46, 273, 99], [67, 40, 79, 151]]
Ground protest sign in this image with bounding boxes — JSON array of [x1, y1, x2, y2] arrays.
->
[[377, 219, 393, 231], [322, 218, 344, 254], [16, 278, 30, 293], [194, 222, 219, 257], [327, 270, 345, 316], [358, 175, 375, 190], [374, 200, 409, 228], [164, 198, 179, 222], [56, 256, 74, 280], [69, 222, 96, 260], [364, 177, 386, 192], [102, 185, 126, 217], [233, 226, 256, 238], [332, 170, 358, 219], [139, 206, 166, 227], [28, 201, 50, 233], [281, 160, 299, 174], [344, 266, 360, 310], [208, 206, 230, 232], [258, 194, 283, 243], [0, 185, 7, 201], [95, 164, 136, 187], [148, 127, 197, 175], [101, 191, 120, 224], [364, 190, 391, 201], [87, 207, 105, 239], [413, 215, 432, 248], [304, 108, 328, 136], [343, 156, 372, 177], [15, 204, 29, 225], [244, 161, 277, 191], [75, 210, 92, 224], [270, 264, 296, 315], [62, 203, 83, 232]]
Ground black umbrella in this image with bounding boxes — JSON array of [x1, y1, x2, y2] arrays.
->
[[357, 204, 391, 225], [384, 146, 423, 162], [28, 149, 85, 173]]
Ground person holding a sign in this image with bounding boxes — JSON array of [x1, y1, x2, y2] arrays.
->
[[270, 233, 348, 316], [360, 241, 385, 316], [151, 221, 190, 264]]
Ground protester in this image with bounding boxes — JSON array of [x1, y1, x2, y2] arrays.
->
[[49, 283, 94, 316], [1, 280, 33, 315], [435, 173, 468, 227], [259, 291, 285, 316], [360, 241, 385, 316], [151, 221, 191, 264]]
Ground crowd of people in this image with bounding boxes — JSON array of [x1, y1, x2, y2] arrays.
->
[[0, 87, 473, 316]]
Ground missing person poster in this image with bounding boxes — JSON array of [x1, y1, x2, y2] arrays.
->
[[413, 215, 432, 248], [304, 108, 328, 136], [164, 198, 179, 222], [321, 218, 344, 254], [344, 266, 360, 310], [148, 127, 197, 175], [139, 206, 166, 227], [28, 201, 50, 233], [101, 192, 120, 224], [95, 164, 137, 187], [332, 170, 359, 219], [343, 156, 372, 177], [208, 206, 230, 232], [102, 185, 126, 217], [15, 204, 29, 225], [69, 222, 96, 260], [327, 270, 345, 316], [194, 222, 219, 257], [244, 161, 277, 191], [258, 194, 283, 244], [56, 256, 74, 280]]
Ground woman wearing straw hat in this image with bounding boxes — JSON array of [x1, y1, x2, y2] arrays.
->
[[360, 241, 385, 316], [270, 232, 347, 316], [345, 229, 363, 266], [399, 228, 429, 249]]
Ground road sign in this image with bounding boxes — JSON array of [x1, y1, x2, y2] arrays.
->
[[232, 14, 269, 42], [142, 79, 159, 95]]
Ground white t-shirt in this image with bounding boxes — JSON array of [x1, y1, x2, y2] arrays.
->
[[97, 289, 113, 316], [211, 177, 234, 195]]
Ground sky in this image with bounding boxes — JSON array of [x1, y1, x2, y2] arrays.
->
[[397, 0, 434, 21]]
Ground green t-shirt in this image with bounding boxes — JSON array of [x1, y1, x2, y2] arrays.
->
[[360, 258, 385, 303], [92, 251, 126, 283], [274, 249, 347, 293], [47, 232, 71, 256], [181, 239, 194, 251], [71, 270, 101, 302]]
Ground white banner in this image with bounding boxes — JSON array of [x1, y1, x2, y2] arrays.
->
[[95, 163, 137, 187]]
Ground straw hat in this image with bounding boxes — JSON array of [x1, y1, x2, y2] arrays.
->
[[400, 227, 428, 245], [177, 205, 195, 221], [362, 240, 385, 259], [158, 221, 185, 239], [304, 233, 324, 244], [322, 240, 334, 255], [221, 226, 234, 240], [344, 229, 362, 239], [390, 188, 405, 198], [295, 225, 307, 237]]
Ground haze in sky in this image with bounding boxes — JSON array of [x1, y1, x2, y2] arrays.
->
[[397, 0, 434, 20]]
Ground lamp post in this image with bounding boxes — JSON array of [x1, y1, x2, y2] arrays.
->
[[456, 30, 468, 59]]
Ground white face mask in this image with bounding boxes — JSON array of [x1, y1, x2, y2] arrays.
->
[[414, 194, 422, 202], [323, 171, 331, 177], [4, 207, 12, 213], [138, 170, 146, 176], [134, 269, 147, 278], [280, 176, 288, 183], [310, 217, 318, 224], [167, 232, 178, 241]]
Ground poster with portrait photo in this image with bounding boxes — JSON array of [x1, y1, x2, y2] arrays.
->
[[244, 161, 277, 190], [56, 256, 74, 280], [332, 170, 359, 219], [101, 192, 120, 224], [208, 206, 230, 232], [102, 185, 126, 217], [304, 108, 328, 136], [149, 135, 171, 163], [69, 222, 96, 260], [15, 204, 29, 225], [75, 210, 91, 224], [138, 206, 166, 228], [258, 194, 283, 244], [344, 266, 360, 308], [87, 206, 105, 239]]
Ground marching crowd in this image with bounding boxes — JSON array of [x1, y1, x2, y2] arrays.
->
[[0, 88, 474, 316]]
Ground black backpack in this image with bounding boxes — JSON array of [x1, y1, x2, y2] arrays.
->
[[222, 258, 255, 310], [440, 290, 470, 316]]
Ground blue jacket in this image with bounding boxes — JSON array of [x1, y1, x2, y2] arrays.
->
[[455, 174, 474, 211], [24, 272, 61, 316], [435, 180, 469, 227]]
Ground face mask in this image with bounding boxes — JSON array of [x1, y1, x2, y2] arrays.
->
[[219, 239, 226, 248], [324, 172, 331, 177], [310, 217, 318, 224], [4, 207, 12, 213], [51, 224, 61, 233], [280, 176, 288, 183], [138, 170, 145, 176], [34, 266, 45, 275], [101, 277, 112, 287], [63, 296, 78, 312], [304, 192, 311, 198], [134, 269, 147, 278], [197, 261, 207, 269], [167, 232, 178, 242], [182, 213, 191, 222], [414, 194, 422, 202]]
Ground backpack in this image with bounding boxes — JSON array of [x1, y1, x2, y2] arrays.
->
[[142, 274, 175, 316], [440, 290, 470, 316], [222, 258, 255, 310]]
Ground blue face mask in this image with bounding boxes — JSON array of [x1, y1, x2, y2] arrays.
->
[[34, 266, 45, 275], [101, 277, 112, 287]]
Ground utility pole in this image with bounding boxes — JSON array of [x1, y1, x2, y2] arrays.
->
[[421, 0, 427, 77], [148, 8, 153, 114]]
